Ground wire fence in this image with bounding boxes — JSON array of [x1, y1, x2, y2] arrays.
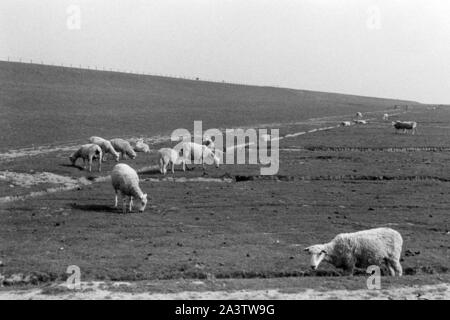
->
[[1, 56, 280, 88]]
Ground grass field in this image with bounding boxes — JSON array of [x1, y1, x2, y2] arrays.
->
[[0, 62, 449, 297]]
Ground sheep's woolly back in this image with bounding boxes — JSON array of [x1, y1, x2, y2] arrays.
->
[[325, 228, 403, 270], [158, 148, 179, 164], [111, 139, 137, 158], [89, 136, 119, 157], [70, 144, 102, 162], [111, 164, 143, 198]]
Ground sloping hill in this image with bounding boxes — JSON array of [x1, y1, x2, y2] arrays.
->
[[0, 61, 418, 151]]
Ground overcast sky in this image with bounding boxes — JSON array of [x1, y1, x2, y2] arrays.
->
[[1, 0, 449, 103]]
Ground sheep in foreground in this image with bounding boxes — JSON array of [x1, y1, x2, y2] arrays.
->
[[89, 136, 120, 162], [202, 135, 215, 152], [304, 228, 403, 276], [111, 163, 148, 214], [179, 142, 220, 171], [158, 148, 182, 175], [110, 138, 137, 160], [69, 144, 102, 172], [130, 138, 150, 153]]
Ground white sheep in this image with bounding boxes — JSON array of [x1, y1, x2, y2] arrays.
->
[[382, 113, 389, 121], [356, 112, 363, 118], [130, 138, 150, 153], [111, 163, 148, 214], [304, 228, 403, 276], [158, 148, 182, 175], [110, 138, 137, 160], [353, 119, 367, 125], [202, 135, 215, 152], [69, 144, 102, 172], [89, 136, 120, 162], [179, 142, 220, 171], [341, 121, 351, 127]]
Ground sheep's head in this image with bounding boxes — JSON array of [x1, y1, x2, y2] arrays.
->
[[113, 151, 120, 162], [129, 150, 137, 159], [137, 193, 148, 213], [304, 245, 329, 270]]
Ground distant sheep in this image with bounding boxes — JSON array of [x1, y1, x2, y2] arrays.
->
[[341, 121, 351, 127], [130, 138, 150, 153], [392, 121, 417, 135], [69, 144, 102, 172], [353, 120, 367, 125], [356, 112, 363, 118], [89, 136, 119, 162], [304, 227, 403, 276], [110, 138, 137, 160], [111, 163, 147, 214], [179, 142, 220, 171], [382, 113, 389, 121], [158, 148, 181, 175]]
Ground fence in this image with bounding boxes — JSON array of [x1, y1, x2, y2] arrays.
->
[[2, 56, 281, 88]]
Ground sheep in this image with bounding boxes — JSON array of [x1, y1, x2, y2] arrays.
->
[[202, 135, 215, 152], [130, 138, 150, 153], [353, 120, 367, 125], [392, 121, 417, 135], [382, 113, 389, 121], [69, 144, 102, 172], [111, 163, 148, 214], [341, 121, 351, 127], [356, 112, 363, 118], [304, 227, 403, 276], [157, 148, 182, 175], [89, 136, 120, 162], [110, 138, 137, 160], [179, 142, 220, 171]]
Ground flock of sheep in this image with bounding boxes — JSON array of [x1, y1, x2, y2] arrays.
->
[[67, 114, 408, 276], [341, 112, 418, 135]]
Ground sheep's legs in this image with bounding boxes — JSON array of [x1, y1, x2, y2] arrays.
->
[[88, 157, 92, 172], [114, 190, 118, 208], [394, 261, 403, 277], [129, 196, 133, 212], [122, 198, 127, 214], [171, 162, 175, 174]]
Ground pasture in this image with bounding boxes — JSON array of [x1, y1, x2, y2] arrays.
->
[[0, 62, 449, 297]]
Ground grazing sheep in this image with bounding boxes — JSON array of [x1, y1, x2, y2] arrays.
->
[[179, 142, 220, 171], [89, 136, 120, 162], [304, 228, 403, 276], [382, 113, 389, 121], [356, 112, 363, 118], [158, 148, 181, 175], [110, 138, 137, 159], [341, 121, 351, 127], [130, 138, 150, 153], [392, 121, 417, 135], [354, 120, 367, 125], [69, 144, 102, 172], [111, 163, 147, 214]]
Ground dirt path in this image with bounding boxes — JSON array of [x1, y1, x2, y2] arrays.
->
[[1, 281, 448, 300]]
